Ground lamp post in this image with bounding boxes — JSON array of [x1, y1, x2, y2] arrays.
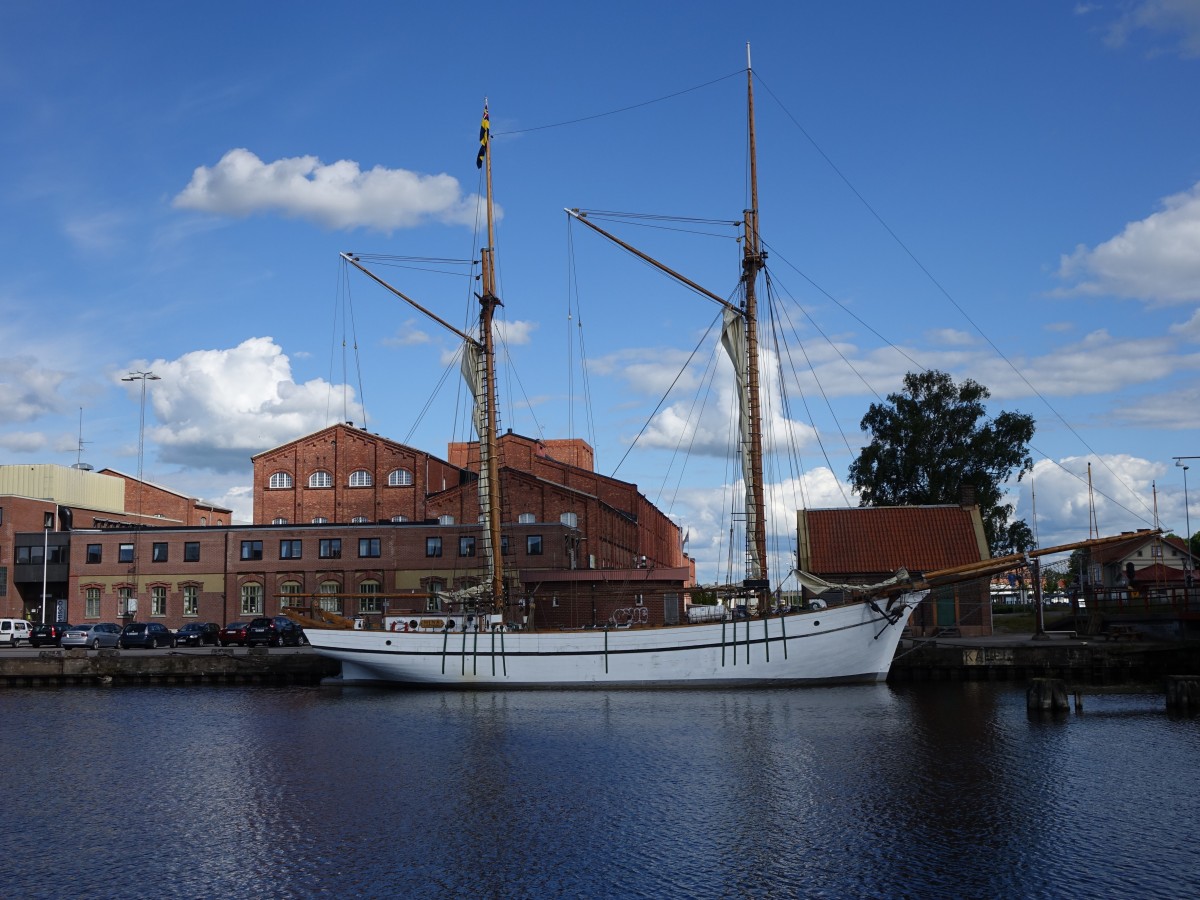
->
[[40, 510, 53, 623], [122, 370, 160, 619], [1174, 457, 1197, 605]]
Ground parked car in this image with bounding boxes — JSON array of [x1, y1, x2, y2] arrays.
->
[[30, 622, 73, 648], [61, 622, 123, 650], [118, 622, 175, 649], [247, 616, 306, 647], [175, 622, 221, 647], [219, 622, 250, 647], [0, 618, 33, 647]]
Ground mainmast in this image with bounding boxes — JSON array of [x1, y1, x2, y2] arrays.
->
[[476, 101, 506, 614], [741, 43, 768, 591]]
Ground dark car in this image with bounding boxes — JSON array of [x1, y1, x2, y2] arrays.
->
[[30, 621, 74, 648], [219, 622, 249, 647], [246, 616, 306, 647], [118, 622, 175, 649], [175, 622, 220, 647]]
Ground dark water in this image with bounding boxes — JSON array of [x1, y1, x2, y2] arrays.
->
[[1, 682, 1196, 899]]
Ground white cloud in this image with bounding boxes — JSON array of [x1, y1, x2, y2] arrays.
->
[[0, 431, 48, 452], [0, 356, 68, 421], [495, 319, 537, 346], [1019, 454, 1163, 547], [925, 328, 975, 346], [1054, 181, 1200, 304], [1103, 0, 1200, 57], [383, 319, 433, 347], [123, 336, 363, 473], [173, 148, 492, 232]]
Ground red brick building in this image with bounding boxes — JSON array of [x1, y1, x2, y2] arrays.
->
[[61, 425, 692, 630]]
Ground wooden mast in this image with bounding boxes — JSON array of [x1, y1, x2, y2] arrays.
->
[[478, 101, 506, 615], [742, 44, 769, 601]]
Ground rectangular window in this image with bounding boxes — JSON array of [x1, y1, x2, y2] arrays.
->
[[501, 535, 509, 556], [152, 542, 168, 563], [426, 537, 442, 558], [459, 536, 476, 557], [426, 581, 443, 611], [526, 534, 544, 556], [183, 585, 199, 617], [16, 546, 41, 565], [85, 587, 101, 618], [151, 586, 167, 616], [117, 587, 132, 617], [319, 538, 342, 559], [119, 544, 134, 564], [184, 542, 200, 562], [240, 540, 264, 561], [358, 537, 381, 558], [280, 539, 303, 560], [47, 545, 67, 565], [86, 544, 102, 564]]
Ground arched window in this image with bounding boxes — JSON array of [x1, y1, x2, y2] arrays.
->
[[350, 516, 368, 524], [438, 514, 455, 525], [319, 581, 342, 614], [311, 516, 328, 524], [272, 517, 288, 525], [309, 471, 332, 488], [279, 582, 302, 610], [240, 582, 263, 616], [518, 513, 536, 524], [349, 469, 373, 487], [560, 512, 578, 528], [269, 472, 294, 489], [391, 514, 409, 523], [388, 468, 414, 486]]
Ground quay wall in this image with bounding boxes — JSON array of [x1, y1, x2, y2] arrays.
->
[[0, 648, 339, 687], [890, 639, 1200, 684]]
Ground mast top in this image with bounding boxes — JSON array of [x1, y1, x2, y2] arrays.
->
[[746, 42, 752, 71]]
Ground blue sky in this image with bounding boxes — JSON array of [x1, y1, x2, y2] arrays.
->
[[2, 1, 1199, 582]]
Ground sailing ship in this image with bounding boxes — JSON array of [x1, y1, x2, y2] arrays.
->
[[302, 53, 927, 686]]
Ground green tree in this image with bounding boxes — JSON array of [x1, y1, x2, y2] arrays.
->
[[848, 370, 1036, 556]]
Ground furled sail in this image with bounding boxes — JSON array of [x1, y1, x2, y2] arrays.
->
[[720, 306, 762, 577]]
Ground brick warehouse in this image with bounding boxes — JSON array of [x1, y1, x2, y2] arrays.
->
[[60, 424, 693, 630]]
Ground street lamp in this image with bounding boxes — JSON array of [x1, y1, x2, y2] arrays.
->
[[122, 370, 160, 619], [40, 510, 53, 623]]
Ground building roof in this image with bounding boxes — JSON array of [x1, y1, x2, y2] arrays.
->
[[1088, 531, 1193, 565], [798, 505, 990, 576]]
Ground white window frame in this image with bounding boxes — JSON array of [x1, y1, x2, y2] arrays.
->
[[151, 586, 167, 617], [308, 471, 332, 488], [518, 513, 536, 524], [183, 585, 199, 617], [349, 469, 373, 487], [85, 587, 101, 619], [269, 472, 294, 489], [388, 468, 414, 486], [240, 583, 264, 616]]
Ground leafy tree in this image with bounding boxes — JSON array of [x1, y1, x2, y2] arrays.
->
[[848, 370, 1036, 556]]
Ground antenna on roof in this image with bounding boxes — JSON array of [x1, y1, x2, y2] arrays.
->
[[71, 407, 94, 471]]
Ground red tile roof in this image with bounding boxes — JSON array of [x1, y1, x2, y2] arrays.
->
[[799, 505, 988, 576]]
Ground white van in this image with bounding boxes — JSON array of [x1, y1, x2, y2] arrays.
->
[[0, 619, 33, 647]]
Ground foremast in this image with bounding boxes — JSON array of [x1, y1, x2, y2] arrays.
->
[[476, 101, 506, 615], [338, 101, 507, 621]]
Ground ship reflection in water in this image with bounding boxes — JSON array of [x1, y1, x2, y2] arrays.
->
[[2, 683, 1195, 898]]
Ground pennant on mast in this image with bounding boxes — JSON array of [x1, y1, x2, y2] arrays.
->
[[475, 102, 490, 169]]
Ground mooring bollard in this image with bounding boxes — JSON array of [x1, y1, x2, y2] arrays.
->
[[1165, 675, 1200, 710], [1027, 677, 1070, 711]]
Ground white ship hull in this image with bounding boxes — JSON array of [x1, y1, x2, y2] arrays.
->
[[305, 593, 923, 688]]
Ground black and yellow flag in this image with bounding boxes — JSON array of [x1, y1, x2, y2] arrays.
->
[[475, 103, 490, 169]]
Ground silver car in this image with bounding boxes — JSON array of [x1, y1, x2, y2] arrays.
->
[[60, 622, 123, 650]]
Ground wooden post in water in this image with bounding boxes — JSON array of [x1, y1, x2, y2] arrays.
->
[[1027, 677, 1070, 711]]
